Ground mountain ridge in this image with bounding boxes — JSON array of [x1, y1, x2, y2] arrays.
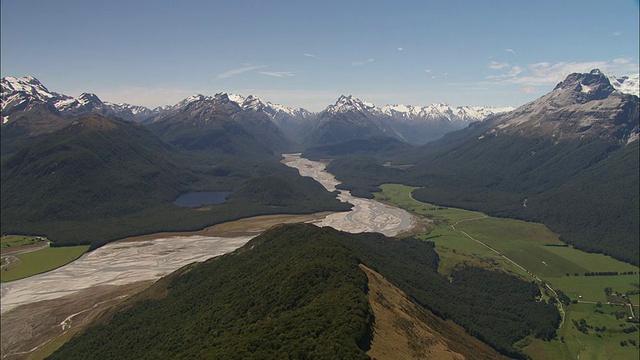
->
[[2, 76, 518, 147]]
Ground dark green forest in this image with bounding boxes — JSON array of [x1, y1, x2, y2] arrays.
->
[[0, 115, 350, 249], [317, 134, 640, 266], [49, 224, 559, 359]]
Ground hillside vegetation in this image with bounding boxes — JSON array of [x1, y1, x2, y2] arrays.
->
[[0, 115, 350, 249], [324, 136, 639, 265], [49, 224, 559, 359]]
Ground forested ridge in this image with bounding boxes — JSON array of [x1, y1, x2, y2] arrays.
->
[[49, 224, 559, 359]]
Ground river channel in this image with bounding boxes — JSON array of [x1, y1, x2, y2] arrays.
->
[[1, 154, 414, 316], [1, 154, 415, 358]]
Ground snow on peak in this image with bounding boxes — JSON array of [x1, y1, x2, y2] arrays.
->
[[380, 102, 513, 123], [183, 94, 209, 105], [606, 72, 639, 97], [222, 93, 310, 118], [227, 93, 246, 104], [327, 95, 377, 114], [1, 75, 59, 101]]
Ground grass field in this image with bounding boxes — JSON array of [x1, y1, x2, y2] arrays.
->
[[374, 184, 640, 359], [374, 184, 484, 224], [1, 235, 46, 254], [1, 245, 89, 282]]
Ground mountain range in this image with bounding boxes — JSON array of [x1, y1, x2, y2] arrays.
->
[[1, 76, 513, 150], [1, 70, 638, 359], [318, 69, 639, 265]]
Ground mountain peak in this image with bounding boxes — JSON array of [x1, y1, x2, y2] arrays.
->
[[484, 70, 638, 142], [327, 95, 376, 114], [77, 92, 103, 104], [553, 68, 615, 101], [1, 75, 58, 101]]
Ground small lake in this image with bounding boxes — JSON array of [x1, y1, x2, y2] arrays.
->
[[173, 191, 231, 207]]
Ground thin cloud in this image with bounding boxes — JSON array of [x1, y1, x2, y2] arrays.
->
[[613, 57, 632, 64], [258, 71, 295, 77], [216, 65, 265, 79], [613, 31, 623, 36], [486, 65, 523, 80], [397, 47, 404, 51], [519, 87, 536, 94], [304, 53, 316, 57], [488, 60, 510, 70], [352, 58, 375, 66], [512, 61, 609, 85], [487, 59, 639, 86], [505, 48, 516, 55]]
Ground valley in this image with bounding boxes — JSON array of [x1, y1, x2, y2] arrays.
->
[[0, 156, 417, 359], [374, 183, 640, 360], [0, 69, 638, 359]]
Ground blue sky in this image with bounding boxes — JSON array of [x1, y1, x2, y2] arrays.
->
[[2, 0, 638, 111]]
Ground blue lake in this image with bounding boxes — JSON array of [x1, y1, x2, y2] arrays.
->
[[173, 191, 231, 207]]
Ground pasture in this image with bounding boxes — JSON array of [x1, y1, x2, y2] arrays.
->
[[374, 184, 640, 358], [1, 245, 89, 282], [374, 184, 484, 224], [1, 235, 46, 254]]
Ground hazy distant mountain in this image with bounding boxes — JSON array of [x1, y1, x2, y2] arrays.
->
[[147, 93, 293, 158], [227, 93, 313, 142], [2, 76, 516, 151], [303, 95, 513, 147], [605, 72, 639, 97], [302, 95, 399, 146]]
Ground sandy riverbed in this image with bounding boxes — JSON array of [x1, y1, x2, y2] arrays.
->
[[1, 154, 417, 359], [282, 153, 415, 237]]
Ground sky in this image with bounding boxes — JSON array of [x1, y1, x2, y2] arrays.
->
[[1, 0, 639, 111]]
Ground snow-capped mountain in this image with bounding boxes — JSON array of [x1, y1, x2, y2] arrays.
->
[[227, 93, 313, 120], [480, 69, 639, 144], [380, 102, 513, 125], [1, 76, 67, 104], [146, 92, 293, 156], [325, 95, 378, 115], [304, 95, 513, 146], [605, 72, 639, 98], [1, 76, 154, 122]]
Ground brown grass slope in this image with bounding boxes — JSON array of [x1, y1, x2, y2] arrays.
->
[[362, 264, 507, 360]]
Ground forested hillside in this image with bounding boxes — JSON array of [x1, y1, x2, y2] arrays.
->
[[0, 114, 350, 249], [49, 224, 559, 359]]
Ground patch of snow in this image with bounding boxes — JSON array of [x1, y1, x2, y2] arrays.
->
[[227, 93, 246, 104], [2, 116, 8, 124], [580, 83, 594, 93], [611, 73, 639, 97]]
